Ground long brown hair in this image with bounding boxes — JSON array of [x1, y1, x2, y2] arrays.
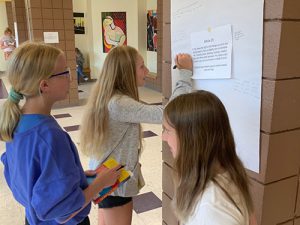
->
[[0, 42, 63, 141], [80, 46, 141, 158], [164, 90, 253, 222]]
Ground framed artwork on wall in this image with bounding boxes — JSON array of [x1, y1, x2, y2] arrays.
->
[[74, 12, 85, 34], [101, 12, 127, 53], [147, 10, 157, 52]]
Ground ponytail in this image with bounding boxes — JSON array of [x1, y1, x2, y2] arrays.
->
[[0, 88, 23, 141]]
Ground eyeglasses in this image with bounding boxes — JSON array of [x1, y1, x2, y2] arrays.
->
[[50, 68, 71, 78]]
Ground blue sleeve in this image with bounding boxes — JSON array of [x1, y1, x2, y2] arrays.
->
[[30, 127, 90, 222], [1, 152, 11, 188]]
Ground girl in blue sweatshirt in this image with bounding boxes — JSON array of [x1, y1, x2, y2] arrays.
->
[[0, 42, 121, 225]]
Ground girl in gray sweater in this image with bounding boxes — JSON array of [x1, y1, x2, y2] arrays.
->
[[80, 46, 193, 225]]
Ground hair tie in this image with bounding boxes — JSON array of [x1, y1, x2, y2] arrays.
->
[[8, 88, 23, 104]]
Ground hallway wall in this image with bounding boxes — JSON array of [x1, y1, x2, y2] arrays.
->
[[73, 0, 161, 84], [73, 0, 89, 68], [72, 0, 162, 91], [86, 0, 141, 79]]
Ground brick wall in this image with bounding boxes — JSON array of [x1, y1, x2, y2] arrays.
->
[[11, 0, 28, 44], [161, 0, 300, 224], [12, 0, 79, 106]]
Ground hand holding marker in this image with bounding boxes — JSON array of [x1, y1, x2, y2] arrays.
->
[[173, 53, 193, 71], [173, 54, 178, 69]]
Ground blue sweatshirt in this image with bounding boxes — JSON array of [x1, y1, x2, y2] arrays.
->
[[1, 115, 91, 225]]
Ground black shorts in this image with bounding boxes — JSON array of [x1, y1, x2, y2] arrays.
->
[[25, 216, 90, 225], [98, 196, 132, 208]]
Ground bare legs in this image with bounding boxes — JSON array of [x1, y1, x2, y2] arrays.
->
[[98, 200, 133, 225]]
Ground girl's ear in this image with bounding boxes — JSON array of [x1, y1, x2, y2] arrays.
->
[[39, 79, 49, 94]]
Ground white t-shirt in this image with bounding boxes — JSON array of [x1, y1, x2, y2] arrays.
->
[[185, 172, 249, 225], [0, 35, 15, 52]]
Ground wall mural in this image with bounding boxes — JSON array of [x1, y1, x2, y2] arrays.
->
[[101, 12, 127, 53]]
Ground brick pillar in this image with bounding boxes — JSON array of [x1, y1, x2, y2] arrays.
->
[[247, 1, 300, 224], [160, 0, 178, 224], [11, 0, 29, 44], [161, 1, 300, 225], [26, 0, 78, 106]]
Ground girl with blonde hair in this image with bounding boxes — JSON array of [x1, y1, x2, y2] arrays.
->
[[80, 45, 193, 225], [0, 42, 121, 225], [162, 90, 256, 225]]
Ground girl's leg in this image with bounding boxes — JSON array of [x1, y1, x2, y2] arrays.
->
[[98, 209, 106, 225], [99, 201, 133, 225]]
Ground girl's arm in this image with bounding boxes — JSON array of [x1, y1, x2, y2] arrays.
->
[[169, 54, 193, 100], [109, 68, 192, 124], [58, 166, 121, 224], [109, 95, 164, 124], [108, 54, 193, 124], [30, 128, 120, 224]]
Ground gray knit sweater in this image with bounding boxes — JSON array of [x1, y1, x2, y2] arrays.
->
[[89, 69, 193, 197]]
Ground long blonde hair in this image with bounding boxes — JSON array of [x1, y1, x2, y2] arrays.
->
[[80, 46, 141, 158], [0, 42, 63, 141], [164, 91, 253, 222]]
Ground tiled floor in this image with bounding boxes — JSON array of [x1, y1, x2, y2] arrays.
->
[[0, 75, 164, 225]]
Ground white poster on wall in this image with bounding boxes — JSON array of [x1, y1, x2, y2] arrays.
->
[[43, 32, 59, 44], [171, 0, 264, 172], [191, 24, 232, 79]]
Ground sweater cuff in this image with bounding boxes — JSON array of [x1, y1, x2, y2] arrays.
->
[[178, 69, 193, 83]]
